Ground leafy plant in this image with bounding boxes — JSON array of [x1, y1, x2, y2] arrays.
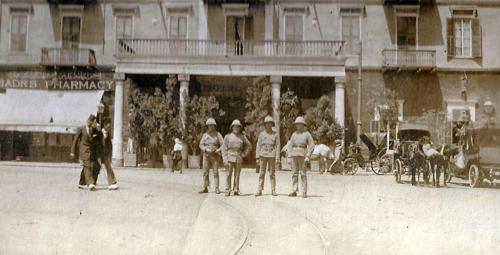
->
[[280, 89, 302, 140], [304, 95, 343, 145], [244, 76, 272, 143], [127, 76, 181, 162], [185, 95, 225, 155]]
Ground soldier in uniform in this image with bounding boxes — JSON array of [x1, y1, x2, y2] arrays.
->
[[255, 116, 280, 196], [198, 118, 224, 194], [222, 119, 251, 196], [283, 116, 315, 198]]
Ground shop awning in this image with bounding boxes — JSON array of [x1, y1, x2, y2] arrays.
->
[[0, 89, 104, 134]]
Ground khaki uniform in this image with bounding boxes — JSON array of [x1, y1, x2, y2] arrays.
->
[[222, 132, 251, 192], [256, 130, 280, 192], [199, 131, 224, 190], [285, 131, 315, 194]]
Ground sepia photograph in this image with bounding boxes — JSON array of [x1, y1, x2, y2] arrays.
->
[[0, 0, 499, 254]]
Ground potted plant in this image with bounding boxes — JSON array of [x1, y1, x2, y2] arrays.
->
[[304, 95, 343, 171], [185, 95, 225, 169]]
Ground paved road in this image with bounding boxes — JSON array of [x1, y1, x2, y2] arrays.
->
[[0, 163, 499, 255]]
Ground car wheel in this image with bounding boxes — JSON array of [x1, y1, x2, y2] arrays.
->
[[468, 164, 483, 188]]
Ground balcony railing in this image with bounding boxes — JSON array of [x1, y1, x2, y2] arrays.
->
[[116, 39, 344, 59], [41, 48, 96, 67], [382, 49, 436, 71]]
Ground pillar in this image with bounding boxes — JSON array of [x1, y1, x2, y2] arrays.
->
[[335, 77, 346, 127], [112, 73, 125, 167], [270, 76, 281, 136], [178, 74, 190, 168], [178, 74, 190, 130]]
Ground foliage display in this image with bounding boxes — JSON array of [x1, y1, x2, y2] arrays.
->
[[304, 95, 343, 145]]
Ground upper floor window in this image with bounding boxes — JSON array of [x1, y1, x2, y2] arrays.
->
[[447, 7, 481, 58], [62, 17, 81, 49], [166, 6, 191, 39], [394, 6, 419, 49], [116, 16, 133, 39], [284, 15, 303, 41], [9, 7, 32, 53], [339, 7, 363, 55], [10, 14, 28, 53]]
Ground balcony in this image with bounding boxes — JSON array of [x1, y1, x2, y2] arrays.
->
[[382, 49, 436, 72], [383, 0, 432, 4], [47, 0, 96, 4], [115, 38, 346, 77], [41, 48, 96, 67], [116, 39, 344, 59]]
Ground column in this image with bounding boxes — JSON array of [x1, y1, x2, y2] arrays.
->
[[112, 73, 125, 167], [335, 77, 346, 128], [178, 74, 190, 130], [270, 76, 281, 136], [178, 74, 190, 169]]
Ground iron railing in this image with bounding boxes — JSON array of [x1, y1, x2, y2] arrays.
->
[[382, 49, 436, 70], [41, 48, 96, 66]]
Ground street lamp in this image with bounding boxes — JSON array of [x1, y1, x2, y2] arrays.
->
[[353, 40, 363, 144]]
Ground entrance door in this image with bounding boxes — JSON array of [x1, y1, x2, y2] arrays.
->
[[284, 15, 304, 55]]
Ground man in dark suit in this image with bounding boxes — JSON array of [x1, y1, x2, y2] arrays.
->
[[100, 119, 118, 190], [71, 114, 102, 191]]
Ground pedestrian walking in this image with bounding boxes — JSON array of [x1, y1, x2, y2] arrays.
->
[[198, 118, 224, 194], [100, 119, 119, 190], [222, 119, 251, 196], [71, 114, 102, 191], [255, 116, 280, 196], [171, 138, 183, 173], [282, 116, 315, 198]]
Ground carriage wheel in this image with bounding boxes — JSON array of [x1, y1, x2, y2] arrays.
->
[[343, 158, 357, 175], [468, 164, 483, 188], [394, 159, 402, 183], [370, 152, 391, 175]]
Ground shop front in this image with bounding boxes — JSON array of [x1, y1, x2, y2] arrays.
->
[[0, 71, 115, 162]]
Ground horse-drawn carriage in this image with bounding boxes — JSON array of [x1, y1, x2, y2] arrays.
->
[[393, 124, 433, 184]]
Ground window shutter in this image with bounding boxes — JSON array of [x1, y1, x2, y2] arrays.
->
[[471, 18, 482, 58], [446, 18, 455, 57], [245, 16, 253, 41]]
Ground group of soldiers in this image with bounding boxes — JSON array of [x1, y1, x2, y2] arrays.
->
[[198, 115, 315, 198]]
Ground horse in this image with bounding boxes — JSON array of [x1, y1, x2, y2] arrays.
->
[[408, 143, 428, 186]]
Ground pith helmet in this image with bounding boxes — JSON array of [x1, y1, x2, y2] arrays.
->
[[230, 119, 242, 129], [264, 115, 275, 125], [293, 116, 307, 125], [206, 118, 217, 126]]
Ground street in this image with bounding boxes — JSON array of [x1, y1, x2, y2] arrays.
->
[[0, 163, 499, 255]]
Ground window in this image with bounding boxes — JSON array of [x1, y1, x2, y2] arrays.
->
[[453, 18, 472, 57], [169, 16, 187, 39], [341, 16, 360, 54], [10, 14, 28, 53], [396, 16, 416, 48], [116, 16, 133, 39], [62, 17, 81, 49], [394, 5, 419, 49], [447, 8, 481, 58], [285, 15, 303, 41]]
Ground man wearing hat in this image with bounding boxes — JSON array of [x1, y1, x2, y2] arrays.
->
[[198, 118, 224, 194], [255, 116, 280, 196], [283, 116, 315, 198], [222, 119, 251, 196], [71, 114, 102, 191]]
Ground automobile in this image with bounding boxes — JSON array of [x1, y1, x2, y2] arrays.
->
[[447, 127, 500, 187]]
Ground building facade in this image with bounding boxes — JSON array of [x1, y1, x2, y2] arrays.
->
[[0, 0, 498, 165]]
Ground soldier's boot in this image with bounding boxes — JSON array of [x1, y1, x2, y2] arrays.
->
[[288, 191, 297, 197], [225, 191, 231, 197], [255, 190, 262, 197], [215, 188, 220, 194], [233, 191, 240, 196], [271, 190, 277, 196], [198, 188, 208, 194], [302, 192, 307, 198]]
